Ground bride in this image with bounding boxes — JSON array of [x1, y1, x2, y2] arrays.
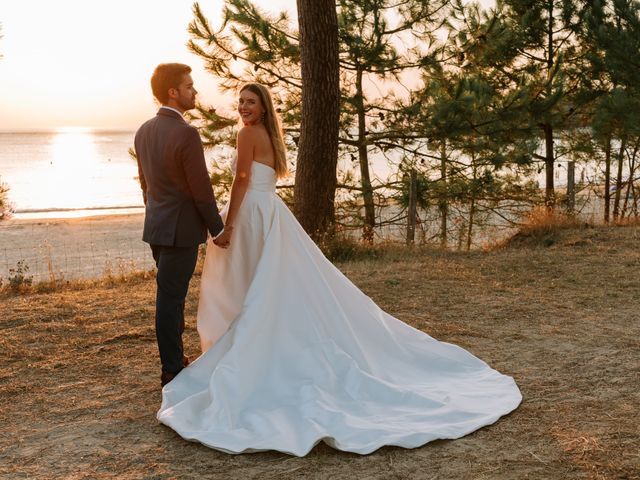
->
[[157, 83, 522, 456]]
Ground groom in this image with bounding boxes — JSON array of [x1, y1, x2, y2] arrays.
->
[[135, 63, 232, 387]]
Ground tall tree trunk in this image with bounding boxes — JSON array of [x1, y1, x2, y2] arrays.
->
[[543, 123, 555, 207], [294, 0, 340, 241], [439, 141, 448, 249], [544, 1, 556, 207], [621, 139, 639, 219], [604, 136, 612, 223], [467, 162, 477, 252], [613, 134, 627, 220], [355, 68, 376, 243]]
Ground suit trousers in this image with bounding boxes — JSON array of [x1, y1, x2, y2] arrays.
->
[[151, 244, 199, 374]]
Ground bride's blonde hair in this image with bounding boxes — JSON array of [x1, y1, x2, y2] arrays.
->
[[239, 83, 288, 178]]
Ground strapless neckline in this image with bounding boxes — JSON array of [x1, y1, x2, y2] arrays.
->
[[230, 153, 276, 174], [252, 161, 276, 172]]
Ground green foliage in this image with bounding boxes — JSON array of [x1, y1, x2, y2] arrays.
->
[[568, 0, 640, 221], [585, 0, 640, 91], [392, 169, 433, 211], [186, 0, 640, 244], [592, 87, 640, 140], [188, 0, 451, 239], [208, 157, 236, 203], [186, 107, 237, 149]]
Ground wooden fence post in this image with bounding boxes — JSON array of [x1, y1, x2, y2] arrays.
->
[[567, 161, 575, 214], [406, 169, 417, 245]]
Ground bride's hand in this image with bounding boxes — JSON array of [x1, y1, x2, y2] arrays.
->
[[213, 226, 233, 248]]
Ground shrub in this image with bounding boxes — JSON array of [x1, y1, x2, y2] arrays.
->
[[8, 260, 33, 290], [0, 177, 12, 221], [519, 206, 583, 236], [318, 235, 385, 262], [501, 206, 588, 248]]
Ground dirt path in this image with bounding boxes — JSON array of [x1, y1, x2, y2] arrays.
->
[[1, 224, 638, 479]]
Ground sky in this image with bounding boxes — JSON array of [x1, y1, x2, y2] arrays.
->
[[0, 0, 297, 131], [0, 0, 495, 132]]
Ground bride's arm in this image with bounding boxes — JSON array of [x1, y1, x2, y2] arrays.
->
[[224, 127, 255, 230]]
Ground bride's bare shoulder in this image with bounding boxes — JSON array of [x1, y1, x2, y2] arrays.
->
[[238, 125, 262, 139]]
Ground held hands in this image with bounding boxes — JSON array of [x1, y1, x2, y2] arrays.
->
[[213, 226, 233, 248]]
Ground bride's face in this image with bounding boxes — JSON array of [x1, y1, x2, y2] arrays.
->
[[238, 90, 265, 125]]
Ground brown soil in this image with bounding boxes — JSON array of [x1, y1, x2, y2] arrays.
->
[[1, 224, 639, 479]]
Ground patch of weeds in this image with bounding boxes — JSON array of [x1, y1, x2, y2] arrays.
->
[[318, 236, 385, 262], [8, 260, 33, 291], [500, 206, 589, 249]]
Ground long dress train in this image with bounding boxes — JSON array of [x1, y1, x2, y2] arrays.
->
[[157, 161, 522, 456]]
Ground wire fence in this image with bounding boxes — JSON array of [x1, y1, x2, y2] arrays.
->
[[0, 189, 617, 285], [0, 217, 155, 283]]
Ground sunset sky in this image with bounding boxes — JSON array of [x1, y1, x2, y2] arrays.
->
[[0, 0, 296, 131], [0, 0, 495, 133]]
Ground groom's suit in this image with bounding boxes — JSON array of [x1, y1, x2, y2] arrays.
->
[[135, 107, 224, 376]]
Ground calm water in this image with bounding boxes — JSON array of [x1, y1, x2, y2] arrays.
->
[[0, 128, 612, 222], [0, 129, 144, 219]]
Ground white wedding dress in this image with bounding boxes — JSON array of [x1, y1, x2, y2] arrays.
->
[[157, 160, 522, 456]]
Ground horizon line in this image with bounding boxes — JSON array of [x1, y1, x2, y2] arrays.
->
[[0, 127, 138, 134]]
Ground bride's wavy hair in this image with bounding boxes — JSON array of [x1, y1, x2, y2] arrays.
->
[[239, 83, 288, 178]]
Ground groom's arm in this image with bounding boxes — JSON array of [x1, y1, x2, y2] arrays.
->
[[179, 127, 225, 238]]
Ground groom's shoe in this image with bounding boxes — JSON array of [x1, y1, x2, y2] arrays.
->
[[160, 358, 189, 387], [160, 370, 179, 387]]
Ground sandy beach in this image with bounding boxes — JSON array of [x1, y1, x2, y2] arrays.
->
[[0, 214, 154, 282]]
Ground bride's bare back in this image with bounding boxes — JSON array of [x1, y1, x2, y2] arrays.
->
[[241, 124, 275, 171]]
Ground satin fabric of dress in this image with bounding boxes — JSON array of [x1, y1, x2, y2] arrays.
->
[[157, 161, 522, 456]]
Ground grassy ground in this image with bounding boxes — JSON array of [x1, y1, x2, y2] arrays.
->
[[1, 223, 638, 479]]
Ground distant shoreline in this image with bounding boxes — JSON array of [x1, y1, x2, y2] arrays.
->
[[2, 211, 144, 226], [9, 206, 145, 221], [14, 205, 144, 213], [0, 128, 137, 134]]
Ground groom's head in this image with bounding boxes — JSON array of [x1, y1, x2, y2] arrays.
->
[[151, 63, 197, 113]]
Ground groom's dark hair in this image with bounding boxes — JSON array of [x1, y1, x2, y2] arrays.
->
[[151, 63, 192, 104]]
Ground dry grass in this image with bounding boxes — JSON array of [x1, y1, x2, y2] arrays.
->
[[0, 269, 156, 297], [1, 223, 639, 479], [497, 206, 590, 249]]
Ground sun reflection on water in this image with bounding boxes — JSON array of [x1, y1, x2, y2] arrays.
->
[[38, 130, 102, 210], [7, 129, 143, 217]]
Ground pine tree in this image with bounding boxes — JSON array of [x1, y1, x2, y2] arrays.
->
[[400, 0, 540, 246], [579, 0, 640, 221], [487, 0, 589, 207], [187, 0, 449, 241], [336, 0, 449, 242]]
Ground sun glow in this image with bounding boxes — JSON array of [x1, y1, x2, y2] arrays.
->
[[54, 127, 95, 134], [42, 132, 102, 210], [5, 130, 141, 215], [0, 0, 240, 131]]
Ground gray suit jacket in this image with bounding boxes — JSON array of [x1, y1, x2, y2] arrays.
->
[[134, 108, 224, 247]]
